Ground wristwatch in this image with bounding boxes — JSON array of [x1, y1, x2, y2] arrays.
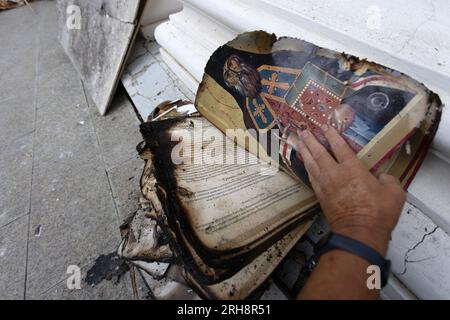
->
[[313, 232, 391, 287]]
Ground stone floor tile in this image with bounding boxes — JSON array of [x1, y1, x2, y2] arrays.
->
[[87, 90, 142, 171], [107, 157, 144, 222], [0, 215, 28, 299], [0, 91, 36, 147]]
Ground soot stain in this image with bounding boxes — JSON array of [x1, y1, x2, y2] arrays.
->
[[85, 252, 129, 286]]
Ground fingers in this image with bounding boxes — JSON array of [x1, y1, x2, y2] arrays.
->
[[296, 140, 321, 179], [321, 124, 356, 163], [299, 129, 336, 168], [287, 132, 321, 179]]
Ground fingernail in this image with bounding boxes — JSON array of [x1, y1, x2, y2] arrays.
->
[[321, 124, 329, 131]]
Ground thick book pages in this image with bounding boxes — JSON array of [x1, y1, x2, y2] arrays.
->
[[137, 115, 316, 297], [195, 31, 440, 186], [139, 115, 319, 283], [185, 219, 313, 300], [140, 154, 314, 298], [140, 116, 317, 251], [133, 102, 438, 299]]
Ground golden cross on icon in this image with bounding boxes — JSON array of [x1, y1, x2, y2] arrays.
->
[[262, 72, 290, 94], [267, 73, 278, 94], [252, 99, 268, 124]]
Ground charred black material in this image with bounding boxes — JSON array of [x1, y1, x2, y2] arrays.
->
[[139, 118, 319, 285]]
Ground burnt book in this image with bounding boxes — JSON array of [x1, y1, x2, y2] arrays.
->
[[135, 113, 437, 299], [128, 30, 441, 299], [139, 114, 317, 292]]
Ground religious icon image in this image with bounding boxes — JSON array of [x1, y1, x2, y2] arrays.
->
[[196, 31, 439, 186]]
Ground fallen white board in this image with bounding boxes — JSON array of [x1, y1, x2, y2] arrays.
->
[[57, 0, 143, 115]]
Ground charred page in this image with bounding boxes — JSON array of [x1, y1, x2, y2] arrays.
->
[[138, 140, 315, 297], [140, 116, 317, 259]]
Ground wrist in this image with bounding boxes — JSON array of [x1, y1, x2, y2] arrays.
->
[[330, 217, 391, 256], [314, 232, 392, 289]]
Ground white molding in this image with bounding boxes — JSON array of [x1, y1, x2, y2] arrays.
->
[[140, 0, 183, 38], [160, 48, 199, 94], [140, 0, 182, 27], [141, 20, 165, 40], [155, 20, 211, 83]]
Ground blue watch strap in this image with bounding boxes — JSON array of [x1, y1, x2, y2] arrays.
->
[[314, 232, 391, 287]]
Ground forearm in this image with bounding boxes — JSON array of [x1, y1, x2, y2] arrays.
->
[[298, 250, 379, 299], [297, 226, 390, 300]]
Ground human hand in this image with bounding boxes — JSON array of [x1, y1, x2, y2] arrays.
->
[[290, 124, 405, 254], [327, 103, 356, 132]]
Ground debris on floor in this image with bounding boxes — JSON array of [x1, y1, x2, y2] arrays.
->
[[85, 253, 129, 287]]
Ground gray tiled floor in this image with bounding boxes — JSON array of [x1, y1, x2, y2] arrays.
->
[[0, 1, 151, 299]]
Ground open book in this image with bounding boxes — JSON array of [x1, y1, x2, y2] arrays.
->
[[140, 115, 318, 284], [137, 107, 437, 298], [138, 142, 314, 298], [195, 31, 440, 187], [134, 31, 440, 299]]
